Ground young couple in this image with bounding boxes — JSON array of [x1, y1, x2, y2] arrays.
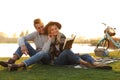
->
[[0, 18, 112, 71]]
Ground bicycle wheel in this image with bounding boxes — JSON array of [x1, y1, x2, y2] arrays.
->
[[96, 38, 109, 50]]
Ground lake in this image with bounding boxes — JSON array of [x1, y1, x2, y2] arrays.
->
[[0, 43, 96, 57]]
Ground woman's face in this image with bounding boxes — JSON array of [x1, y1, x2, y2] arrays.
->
[[50, 25, 59, 36]]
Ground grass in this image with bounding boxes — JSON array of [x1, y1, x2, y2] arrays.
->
[[0, 51, 120, 80]]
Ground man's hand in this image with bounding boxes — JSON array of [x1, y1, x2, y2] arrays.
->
[[21, 45, 29, 56]]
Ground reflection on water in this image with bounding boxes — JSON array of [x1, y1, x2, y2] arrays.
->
[[72, 44, 96, 53], [0, 43, 96, 57]]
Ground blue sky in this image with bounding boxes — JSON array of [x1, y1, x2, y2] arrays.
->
[[0, 0, 120, 38]]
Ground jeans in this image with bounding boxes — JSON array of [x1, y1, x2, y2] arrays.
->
[[14, 41, 37, 58], [80, 54, 95, 64], [14, 41, 50, 66], [54, 49, 95, 65], [23, 51, 50, 66], [54, 50, 81, 65]]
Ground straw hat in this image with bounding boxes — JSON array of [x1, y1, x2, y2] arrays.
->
[[44, 21, 62, 34]]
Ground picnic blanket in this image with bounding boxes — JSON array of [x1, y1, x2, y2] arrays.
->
[[73, 57, 120, 69], [95, 57, 120, 64]]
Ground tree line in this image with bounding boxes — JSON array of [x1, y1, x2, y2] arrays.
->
[[0, 30, 29, 43], [0, 31, 120, 49]]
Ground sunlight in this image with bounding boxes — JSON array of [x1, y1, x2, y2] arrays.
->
[[0, 0, 120, 38]]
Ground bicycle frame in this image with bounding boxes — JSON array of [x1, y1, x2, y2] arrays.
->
[[97, 30, 120, 49], [106, 32, 120, 48], [95, 23, 120, 56], [97, 32, 109, 49]]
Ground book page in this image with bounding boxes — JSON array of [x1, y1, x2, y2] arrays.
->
[[63, 35, 76, 50]]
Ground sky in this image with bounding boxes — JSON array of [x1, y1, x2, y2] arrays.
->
[[0, 0, 120, 38]]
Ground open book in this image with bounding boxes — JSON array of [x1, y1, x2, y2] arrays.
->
[[62, 34, 76, 50]]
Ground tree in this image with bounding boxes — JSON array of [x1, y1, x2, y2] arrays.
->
[[0, 32, 8, 38], [25, 30, 29, 36], [19, 31, 24, 37]]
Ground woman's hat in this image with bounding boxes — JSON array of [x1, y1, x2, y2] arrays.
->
[[44, 21, 62, 34]]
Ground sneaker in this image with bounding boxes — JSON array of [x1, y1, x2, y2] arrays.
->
[[8, 64, 18, 71], [95, 66, 112, 70], [0, 61, 8, 67], [74, 65, 82, 68]]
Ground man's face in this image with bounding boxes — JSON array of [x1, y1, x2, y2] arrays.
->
[[35, 23, 44, 34]]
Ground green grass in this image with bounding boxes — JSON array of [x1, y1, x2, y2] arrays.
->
[[0, 51, 120, 80]]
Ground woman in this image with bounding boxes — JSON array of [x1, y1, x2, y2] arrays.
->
[[45, 21, 112, 70]]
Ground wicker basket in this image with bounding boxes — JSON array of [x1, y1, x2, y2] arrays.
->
[[104, 27, 116, 36], [94, 48, 109, 57]]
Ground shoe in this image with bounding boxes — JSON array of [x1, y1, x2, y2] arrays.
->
[[8, 64, 18, 71], [0, 61, 8, 67], [95, 66, 112, 70], [0, 59, 15, 67], [8, 58, 15, 64]]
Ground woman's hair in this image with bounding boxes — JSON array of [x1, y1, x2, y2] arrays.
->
[[44, 21, 62, 34]]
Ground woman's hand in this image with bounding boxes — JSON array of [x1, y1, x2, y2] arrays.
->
[[48, 33, 54, 39], [21, 45, 29, 56]]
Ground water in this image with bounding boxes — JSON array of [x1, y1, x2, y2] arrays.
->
[[0, 43, 96, 57]]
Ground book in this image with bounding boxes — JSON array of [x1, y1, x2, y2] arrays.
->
[[63, 34, 76, 50]]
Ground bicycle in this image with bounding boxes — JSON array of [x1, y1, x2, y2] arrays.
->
[[94, 23, 120, 57]]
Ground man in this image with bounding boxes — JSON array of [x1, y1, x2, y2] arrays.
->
[[0, 18, 50, 69]]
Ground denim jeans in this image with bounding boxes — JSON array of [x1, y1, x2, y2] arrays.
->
[[14, 41, 50, 66], [80, 54, 95, 64], [54, 50, 81, 65], [23, 51, 50, 66], [14, 41, 37, 58], [54, 49, 95, 65]]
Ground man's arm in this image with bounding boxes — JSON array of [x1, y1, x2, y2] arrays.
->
[[18, 31, 37, 55], [18, 31, 37, 47]]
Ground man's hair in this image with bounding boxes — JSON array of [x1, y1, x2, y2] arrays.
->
[[34, 18, 43, 27]]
